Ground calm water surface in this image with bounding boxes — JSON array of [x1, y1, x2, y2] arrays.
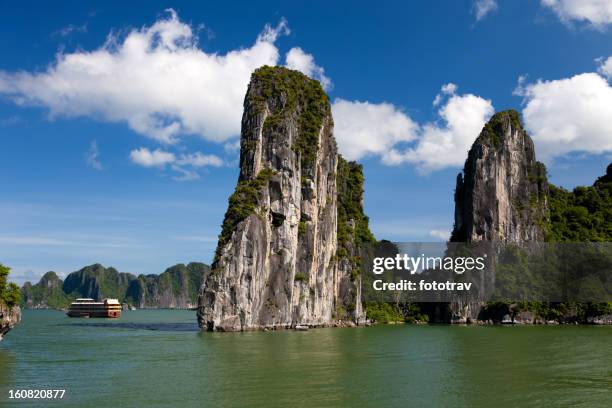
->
[[1, 310, 611, 407]]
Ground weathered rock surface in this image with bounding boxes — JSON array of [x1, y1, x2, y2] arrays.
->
[[198, 66, 373, 331], [0, 303, 20, 341], [448, 110, 549, 323], [451, 110, 549, 243], [126, 263, 209, 309]]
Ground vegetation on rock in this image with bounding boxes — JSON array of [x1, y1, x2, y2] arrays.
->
[[478, 109, 523, 149], [214, 167, 275, 266], [0, 263, 21, 308], [250, 66, 331, 179], [546, 163, 612, 242], [336, 157, 376, 259]]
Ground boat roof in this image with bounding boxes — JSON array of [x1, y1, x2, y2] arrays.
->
[[73, 298, 120, 303]]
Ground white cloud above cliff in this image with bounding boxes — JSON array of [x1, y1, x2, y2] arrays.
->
[[541, 0, 612, 28], [285, 47, 332, 90], [331, 99, 418, 161], [515, 70, 612, 160], [0, 9, 287, 144], [384, 86, 494, 172], [333, 84, 494, 173]]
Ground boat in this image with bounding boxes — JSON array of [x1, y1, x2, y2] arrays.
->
[[66, 298, 122, 318]]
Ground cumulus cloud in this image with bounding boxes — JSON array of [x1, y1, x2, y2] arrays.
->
[[331, 99, 418, 161], [382, 85, 495, 172], [541, 0, 612, 27], [332, 85, 493, 172], [0, 9, 287, 144], [285, 47, 332, 90], [473, 0, 499, 21], [515, 70, 612, 160], [86, 140, 102, 170], [130, 147, 175, 167]]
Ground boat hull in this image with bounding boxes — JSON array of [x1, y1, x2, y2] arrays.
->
[[66, 310, 121, 318]]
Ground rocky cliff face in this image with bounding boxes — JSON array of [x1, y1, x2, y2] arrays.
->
[[198, 66, 372, 331], [126, 263, 209, 308], [451, 110, 549, 243], [448, 110, 549, 323], [0, 303, 20, 341], [63, 264, 136, 301], [21, 271, 68, 309]]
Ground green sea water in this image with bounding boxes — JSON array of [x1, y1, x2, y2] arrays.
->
[[1, 310, 611, 407]]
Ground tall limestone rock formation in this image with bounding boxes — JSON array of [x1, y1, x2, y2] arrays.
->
[[451, 110, 549, 243], [198, 66, 373, 331], [448, 110, 549, 323]]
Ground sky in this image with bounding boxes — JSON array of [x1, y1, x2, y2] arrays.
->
[[1, 0, 612, 284]]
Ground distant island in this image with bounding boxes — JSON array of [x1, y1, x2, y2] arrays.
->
[[20, 262, 210, 310]]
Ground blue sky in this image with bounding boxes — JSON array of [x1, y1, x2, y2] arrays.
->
[[1, 0, 612, 284]]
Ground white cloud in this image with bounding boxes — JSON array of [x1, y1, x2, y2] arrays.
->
[[598, 56, 612, 79], [0, 10, 287, 144], [332, 85, 493, 172], [474, 0, 498, 21], [382, 85, 494, 172], [285, 47, 332, 90], [129, 147, 224, 180], [541, 0, 612, 27], [130, 147, 175, 167], [515, 71, 612, 160], [433, 82, 458, 106], [331, 99, 418, 161], [86, 139, 102, 170], [176, 151, 224, 167], [429, 229, 451, 241]]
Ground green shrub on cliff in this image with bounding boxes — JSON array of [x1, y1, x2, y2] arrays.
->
[[250, 66, 330, 179], [0, 263, 21, 308], [478, 110, 523, 149], [214, 167, 276, 265], [337, 157, 376, 259]]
